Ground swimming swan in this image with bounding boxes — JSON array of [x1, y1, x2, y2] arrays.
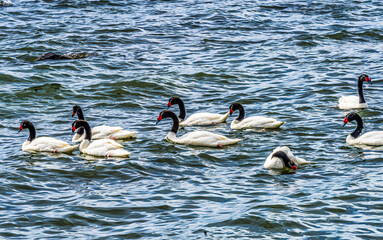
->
[[166, 97, 229, 127], [72, 105, 136, 142], [338, 74, 371, 109], [229, 103, 285, 130], [71, 120, 130, 158], [19, 120, 78, 153], [156, 110, 241, 147]]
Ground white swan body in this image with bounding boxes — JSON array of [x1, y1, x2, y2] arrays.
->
[[71, 105, 136, 142], [79, 139, 130, 157], [264, 146, 309, 170], [229, 103, 284, 130], [338, 96, 368, 110], [230, 116, 284, 130], [167, 97, 229, 127], [72, 120, 130, 158], [19, 120, 78, 153], [22, 137, 78, 153], [346, 131, 383, 146], [180, 112, 230, 127], [338, 74, 371, 110], [166, 131, 241, 147], [72, 125, 137, 142], [157, 110, 241, 148]]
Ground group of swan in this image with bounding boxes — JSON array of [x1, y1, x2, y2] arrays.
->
[[18, 74, 380, 171]]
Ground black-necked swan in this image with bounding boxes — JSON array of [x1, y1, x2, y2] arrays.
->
[[343, 112, 383, 146], [229, 103, 285, 130], [72, 105, 136, 142], [338, 74, 371, 109], [166, 97, 230, 127], [18, 120, 78, 153], [156, 110, 241, 147], [71, 120, 130, 158], [264, 146, 309, 170]]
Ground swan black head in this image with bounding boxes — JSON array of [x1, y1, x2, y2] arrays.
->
[[166, 97, 186, 120], [359, 74, 371, 84], [156, 110, 179, 133], [18, 120, 33, 133], [167, 97, 182, 109], [229, 103, 245, 121], [72, 105, 85, 120], [343, 112, 363, 138], [71, 120, 92, 140], [18, 120, 36, 141], [272, 151, 297, 170]]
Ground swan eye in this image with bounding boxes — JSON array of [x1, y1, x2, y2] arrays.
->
[[343, 118, 348, 123], [167, 102, 171, 107], [72, 126, 76, 132]]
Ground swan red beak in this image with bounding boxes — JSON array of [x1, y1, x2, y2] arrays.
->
[[229, 108, 234, 116], [292, 166, 297, 170], [166, 102, 171, 110], [18, 126, 23, 133], [156, 115, 163, 124], [343, 117, 348, 127], [72, 126, 76, 132], [71, 111, 75, 117]]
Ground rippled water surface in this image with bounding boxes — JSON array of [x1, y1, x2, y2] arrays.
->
[[2, 0, 383, 239]]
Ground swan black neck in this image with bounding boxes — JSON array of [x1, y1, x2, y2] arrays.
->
[[73, 105, 85, 120], [230, 103, 245, 121], [159, 110, 179, 134], [73, 120, 92, 141], [169, 97, 186, 120], [272, 151, 296, 169], [346, 113, 363, 138], [20, 121, 36, 141], [357, 77, 366, 104]]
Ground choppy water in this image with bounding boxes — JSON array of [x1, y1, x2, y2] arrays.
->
[[1, 0, 383, 239]]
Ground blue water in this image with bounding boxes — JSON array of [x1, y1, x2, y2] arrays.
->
[[1, 0, 383, 239]]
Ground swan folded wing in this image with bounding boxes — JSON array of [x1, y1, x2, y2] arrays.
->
[[109, 130, 137, 139], [23, 137, 76, 152], [92, 125, 123, 135], [168, 131, 240, 147], [354, 131, 383, 146], [180, 112, 228, 126], [88, 139, 124, 149]]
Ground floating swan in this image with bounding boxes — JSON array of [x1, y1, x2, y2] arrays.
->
[[166, 97, 229, 127], [72, 105, 136, 142], [71, 120, 130, 158], [338, 74, 371, 109], [343, 112, 383, 146], [18, 120, 78, 153], [264, 146, 309, 170], [229, 103, 285, 130], [156, 110, 241, 147]]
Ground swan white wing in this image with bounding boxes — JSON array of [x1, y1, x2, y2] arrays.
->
[[82, 139, 130, 157], [231, 116, 284, 130], [180, 112, 229, 126], [347, 131, 383, 146], [338, 95, 367, 109], [91, 125, 136, 140], [22, 137, 78, 153], [166, 131, 241, 147]]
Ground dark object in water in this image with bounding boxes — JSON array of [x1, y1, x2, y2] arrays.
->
[[35, 52, 91, 61]]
